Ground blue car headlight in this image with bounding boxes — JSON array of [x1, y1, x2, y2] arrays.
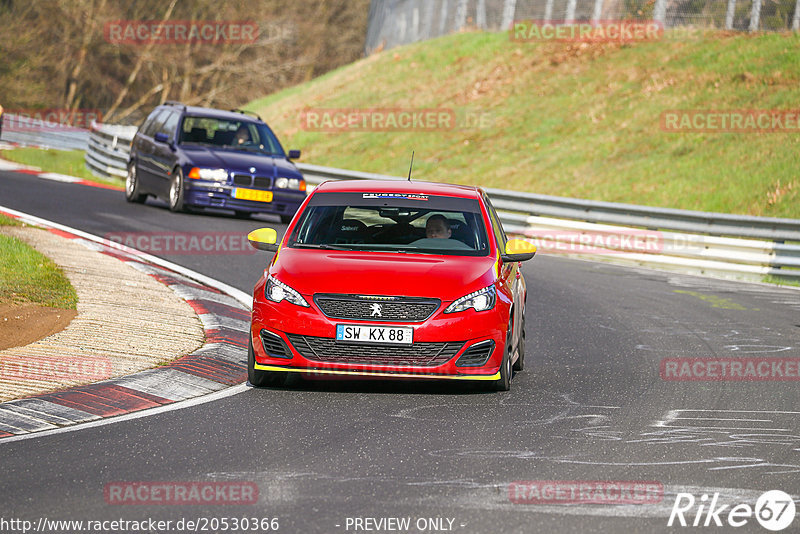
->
[[444, 285, 496, 314], [265, 276, 309, 307], [275, 177, 305, 190], [188, 167, 228, 181]]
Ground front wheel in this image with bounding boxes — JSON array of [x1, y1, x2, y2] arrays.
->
[[168, 168, 187, 212], [125, 163, 147, 203], [494, 322, 514, 391], [248, 339, 287, 388], [513, 312, 526, 372]]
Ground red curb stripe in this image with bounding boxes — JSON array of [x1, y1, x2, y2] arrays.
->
[[171, 363, 247, 385], [205, 330, 249, 347], [169, 355, 247, 385], [46, 383, 166, 416], [74, 384, 164, 411], [147, 274, 225, 295], [77, 179, 124, 191], [102, 384, 173, 406], [0, 430, 13, 438], [188, 300, 250, 321], [47, 392, 127, 417], [100, 250, 134, 262], [13, 169, 40, 175], [48, 228, 78, 240]]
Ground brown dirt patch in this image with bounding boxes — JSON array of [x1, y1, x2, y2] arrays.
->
[[0, 301, 76, 350]]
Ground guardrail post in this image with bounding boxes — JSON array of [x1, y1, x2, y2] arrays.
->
[[792, 0, 800, 30], [591, 0, 604, 22], [653, 0, 667, 25], [421, 0, 434, 39], [501, 0, 517, 29], [749, 0, 762, 31], [410, 4, 419, 42], [455, 0, 468, 30], [725, 0, 737, 29], [476, 0, 487, 28], [544, 0, 554, 21], [439, 0, 450, 33], [565, 0, 577, 21]]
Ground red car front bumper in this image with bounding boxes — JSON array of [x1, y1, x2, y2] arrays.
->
[[250, 282, 509, 381]]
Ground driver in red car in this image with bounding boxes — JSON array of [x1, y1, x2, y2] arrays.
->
[[425, 215, 451, 239]]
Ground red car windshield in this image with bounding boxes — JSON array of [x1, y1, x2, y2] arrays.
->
[[288, 192, 490, 256]]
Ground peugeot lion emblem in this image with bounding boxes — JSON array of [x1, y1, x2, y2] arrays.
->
[[370, 303, 383, 317], [249, 167, 256, 173]]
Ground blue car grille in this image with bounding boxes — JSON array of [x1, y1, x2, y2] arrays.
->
[[231, 174, 272, 189], [254, 176, 271, 188], [232, 174, 251, 186]]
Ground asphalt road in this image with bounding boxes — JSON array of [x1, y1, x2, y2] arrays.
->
[[1, 170, 799, 533]]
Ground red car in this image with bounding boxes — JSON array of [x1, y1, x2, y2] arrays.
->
[[247, 179, 536, 391]]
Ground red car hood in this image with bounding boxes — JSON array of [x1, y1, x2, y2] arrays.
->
[[274, 248, 497, 301]]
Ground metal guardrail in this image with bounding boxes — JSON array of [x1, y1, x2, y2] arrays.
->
[[84, 122, 137, 179], [81, 123, 800, 281]]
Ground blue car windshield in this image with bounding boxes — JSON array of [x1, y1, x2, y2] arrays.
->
[[179, 116, 284, 155]]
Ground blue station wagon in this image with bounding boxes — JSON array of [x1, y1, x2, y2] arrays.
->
[[126, 102, 306, 222]]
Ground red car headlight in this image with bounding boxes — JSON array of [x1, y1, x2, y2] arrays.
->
[[265, 276, 309, 307], [444, 285, 496, 314]]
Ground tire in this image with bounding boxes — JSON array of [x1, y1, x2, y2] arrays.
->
[[248, 339, 288, 388], [513, 311, 526, 372], [125, 163, 147, 203], [494, 322, 514, 391], [168, 167, 187, 212], [234, 210, 251, 219]]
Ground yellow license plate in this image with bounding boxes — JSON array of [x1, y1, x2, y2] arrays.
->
[[233, 188, 273, 202]]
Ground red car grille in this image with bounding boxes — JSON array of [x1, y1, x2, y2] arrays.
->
[[286, 334, 462, 367], [313, 294, 440, 323]]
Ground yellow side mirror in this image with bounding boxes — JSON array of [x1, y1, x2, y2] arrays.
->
[[247, 228, 279, 252], [502, 239, 537, 262]]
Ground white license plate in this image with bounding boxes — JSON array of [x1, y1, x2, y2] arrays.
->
[[336, 324, 413, 345]]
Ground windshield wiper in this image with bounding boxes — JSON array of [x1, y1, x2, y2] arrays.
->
[[291, 243, 354, 251], [228, 146, 280, 155]]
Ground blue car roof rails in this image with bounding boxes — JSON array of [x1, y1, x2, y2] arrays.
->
[[231, 108, 263, 122], [164, 101, 187, 111]]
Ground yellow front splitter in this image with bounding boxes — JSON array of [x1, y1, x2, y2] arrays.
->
[[254, 363, 500, 381]]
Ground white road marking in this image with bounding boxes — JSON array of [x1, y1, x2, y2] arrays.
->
[[37, 172, 81, 183]]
